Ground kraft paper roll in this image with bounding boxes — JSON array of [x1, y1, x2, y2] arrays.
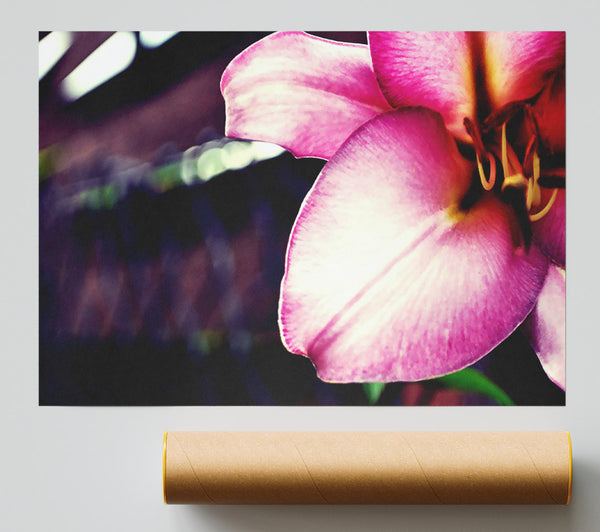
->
[[163, 431, 572, 505]]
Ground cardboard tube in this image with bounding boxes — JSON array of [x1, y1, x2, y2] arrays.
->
[[163, 431, 572, 505]]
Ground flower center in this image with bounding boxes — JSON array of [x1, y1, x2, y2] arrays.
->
[[464, 118, 564, 222], [498, 122, 558, 222], [463, 101, 563, 225], [460, 101, 565, 248]]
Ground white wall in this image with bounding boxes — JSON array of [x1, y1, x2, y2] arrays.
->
[[3, 1, 599, 530]]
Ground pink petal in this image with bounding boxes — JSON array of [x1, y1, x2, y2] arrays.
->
[[368, 32, 475, 142], [532, 188, 565, 267], [523, 265, 565, 390], [483, 32, 565, 111], [221, 32, 391, 160], [279, 108, 549, 382]]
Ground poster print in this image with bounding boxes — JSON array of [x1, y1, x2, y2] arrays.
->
[[39, 32, 565, 405]]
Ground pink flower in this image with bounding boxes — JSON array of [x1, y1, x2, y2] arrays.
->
[[221, 32, 565, 390]]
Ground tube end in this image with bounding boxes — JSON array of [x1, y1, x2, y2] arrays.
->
[[163, 431, 168, 505], [566, 431, 572, 505]]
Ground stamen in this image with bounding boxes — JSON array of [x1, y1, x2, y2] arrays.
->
[[483, 100, 526, 131], [524, 104, 541, 144], [476, 152, 496, 191], [538, 172, 566, 189], [529, 188, 558, 222], [463, 117, 487, 155], [500, 123, 528, 191], [464, 116, 497, 192], [501, 122, 508, 171], [526, 176, 535, 211], [540, 168, 566, 179], [478, 107, 562, 230], [523, 134, 537, 173], [525, 150, 542, 210], [533, 150, 540, 183]]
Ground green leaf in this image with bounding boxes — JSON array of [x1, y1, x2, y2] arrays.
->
[[433, 367, 515, 406], [362, 382, 386, 405]]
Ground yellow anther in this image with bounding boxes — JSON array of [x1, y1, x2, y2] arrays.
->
[[503, 172, 529, 191], [499, 122, 528, 192], [476, 152, 496, 191], [501, 122, 509, 175], [529, 188, 558, 222], [533, 151, 540, 183], [480, 118, 559, 224], [526, 177, 535, 211], [526, 150, 542, 210]]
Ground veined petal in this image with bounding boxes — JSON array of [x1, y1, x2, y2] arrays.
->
[[368, 32, 475, 142], [523, 265, 565, 390], [532, 188, 565, 267], [483, 32, 565, 111], [221, 32, 391, 160], [279, 108, 549, 382]]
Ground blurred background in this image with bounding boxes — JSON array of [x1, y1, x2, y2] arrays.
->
[[38, 31, 565, 406]]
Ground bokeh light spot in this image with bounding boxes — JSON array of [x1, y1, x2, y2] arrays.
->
[[139, 31, 179, 49], [62, 32, 137, 101], [39, 31, 72, 80]]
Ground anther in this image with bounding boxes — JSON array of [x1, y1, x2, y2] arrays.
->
[[476, 152, 496, 191], [529, 188, 558, 222], [538, 172, 566, 189], [526, 177, 535, 211], [482, 100, 527, 131], [500, 122, 528, 192]]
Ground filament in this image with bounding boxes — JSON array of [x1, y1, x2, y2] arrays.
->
[[499, 123, 528, 191], [476, 152, 496, 191], [529, 188, 558, 222]]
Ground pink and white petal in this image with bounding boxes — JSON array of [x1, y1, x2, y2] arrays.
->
[[368, 32, 475, 142], [532, 188, 565, 267], [279, 108, 549, 383], [483, 32, 565, 111], [523, 265, 565, 390], [221, 32, 391, 160]]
